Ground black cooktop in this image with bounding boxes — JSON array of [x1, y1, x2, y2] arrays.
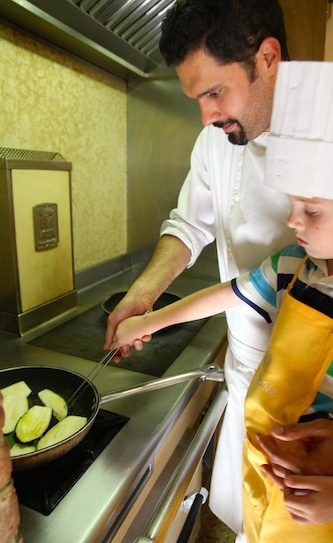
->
[[29, 294, 207, 377], [12, 409, 128, 516]]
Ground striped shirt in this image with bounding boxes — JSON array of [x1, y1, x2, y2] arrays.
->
[[233, 245, 333, 417]]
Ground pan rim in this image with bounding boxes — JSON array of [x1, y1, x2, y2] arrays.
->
[[1, 365, 99, 461]]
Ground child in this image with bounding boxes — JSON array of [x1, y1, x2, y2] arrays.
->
[[110, 61, 333, 542]]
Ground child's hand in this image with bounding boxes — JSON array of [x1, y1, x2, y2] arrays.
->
[[110, 314, 152, 350], [258, 419, 333, 477], [283, 475, 333, 524], [261, 462, 293, 490], [259, 422, 333, 526]]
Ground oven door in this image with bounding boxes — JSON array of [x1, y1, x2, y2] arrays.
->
[[133, 385, 228, 543]]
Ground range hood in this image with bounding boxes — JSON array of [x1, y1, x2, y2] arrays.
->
[[0, 0, 177, 80]]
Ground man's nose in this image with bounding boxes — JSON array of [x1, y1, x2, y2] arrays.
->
[[200, 103, 223, 127]]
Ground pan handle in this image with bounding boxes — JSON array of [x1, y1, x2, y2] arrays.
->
[[99, 364, 224, 404]]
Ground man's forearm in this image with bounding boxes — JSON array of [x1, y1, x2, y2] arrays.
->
[[104, 235, 192, 350], [127, 235, 192, 303]]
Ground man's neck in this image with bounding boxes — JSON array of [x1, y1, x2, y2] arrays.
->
[[327, 259, 333, 275]]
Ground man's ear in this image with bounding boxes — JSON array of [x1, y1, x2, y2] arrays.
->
[[257, 37, 282, 75]]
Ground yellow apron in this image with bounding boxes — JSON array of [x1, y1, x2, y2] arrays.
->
[[243, 258, 333, 542]]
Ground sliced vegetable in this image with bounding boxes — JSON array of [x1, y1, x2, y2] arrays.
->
[[37, 415, 87, 450], [4, 432, 15, 450], [16, 405, 52, 443], [1, 381, 31, 399], [38, 389, 68, 421], [3, 394, 29, 434], [10, 443, 36, 457]]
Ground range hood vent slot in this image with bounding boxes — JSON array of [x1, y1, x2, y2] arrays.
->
[[72, 0, 174, 64]]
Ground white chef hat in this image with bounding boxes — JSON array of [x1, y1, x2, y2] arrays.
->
[[265, 61, 333, 199]]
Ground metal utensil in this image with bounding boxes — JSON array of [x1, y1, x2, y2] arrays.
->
[[67, 348, 119, 408]]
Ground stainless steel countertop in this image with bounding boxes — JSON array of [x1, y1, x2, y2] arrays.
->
[[0, 266, 227, 543]]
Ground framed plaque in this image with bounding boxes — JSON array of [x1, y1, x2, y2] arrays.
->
[[33, 203, 59, 251]]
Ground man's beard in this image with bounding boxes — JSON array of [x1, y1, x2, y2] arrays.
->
[[213, 120, 248, 145]]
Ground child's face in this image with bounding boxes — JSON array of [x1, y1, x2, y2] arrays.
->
[[287, 196, 333, 260]]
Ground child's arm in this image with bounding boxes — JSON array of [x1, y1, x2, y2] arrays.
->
[[110, 281, 241, 349]]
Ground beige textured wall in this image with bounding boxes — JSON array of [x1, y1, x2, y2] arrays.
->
[[0, 21, 127, 272]]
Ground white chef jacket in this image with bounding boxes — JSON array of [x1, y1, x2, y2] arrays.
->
[[161, 125, 295, 535]]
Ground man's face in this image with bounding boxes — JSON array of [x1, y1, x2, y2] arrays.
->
[[176, 48, 275, 144]]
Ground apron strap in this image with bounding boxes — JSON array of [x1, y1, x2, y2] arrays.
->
[[287, 255, 308, 290]]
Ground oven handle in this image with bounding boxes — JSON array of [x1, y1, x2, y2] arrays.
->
[[133, 384, 228, 543], [176, 490, 205, 543]]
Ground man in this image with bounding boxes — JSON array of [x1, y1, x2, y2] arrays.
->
[[109, 62, 333, 542], [104, 0, 294, 539]]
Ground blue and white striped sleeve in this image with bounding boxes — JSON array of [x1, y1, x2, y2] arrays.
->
[[232, 245, 306, 324], [232, 255, 278, 324]]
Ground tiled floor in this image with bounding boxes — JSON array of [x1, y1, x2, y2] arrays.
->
[[195, 468, 236, 543], [196, 501, 236, 543]]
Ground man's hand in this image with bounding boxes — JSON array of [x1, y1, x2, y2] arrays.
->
[[103, 235, 191, 360], [104, 292, 153, 359]]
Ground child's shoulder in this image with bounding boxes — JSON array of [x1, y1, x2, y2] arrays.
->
[[269, 245, 306, 273], [277, 245, 307, 259]]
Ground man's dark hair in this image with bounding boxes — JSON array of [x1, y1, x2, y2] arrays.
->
[[159, 0, 289, 78]]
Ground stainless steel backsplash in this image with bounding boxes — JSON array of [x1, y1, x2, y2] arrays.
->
[[127, 74, 200, 252], [127, 73, 219, 282]]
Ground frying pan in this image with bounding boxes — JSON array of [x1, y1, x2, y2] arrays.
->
[[0, 364, 224, 471]]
